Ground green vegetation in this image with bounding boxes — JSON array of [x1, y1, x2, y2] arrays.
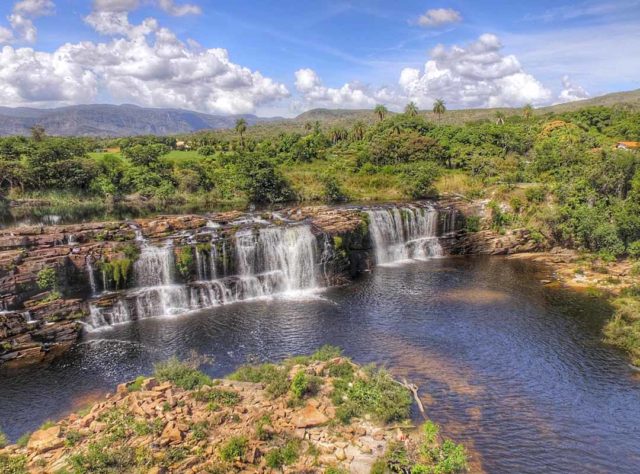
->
[[219, 435, 248, 462], [0, 453, 27, 474], [228, 362, 289, 398], [331, 364, 413, 424], [604, 289, 640, 366], [0, 428, 7, 448], [153, 357, 212, 390], [372, 421, 467, 474], [192, 388, 241, 406], [264, 439, 300, 469], [36, 266, 57, 291]]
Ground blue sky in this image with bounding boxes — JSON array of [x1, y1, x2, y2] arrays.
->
[[0, 0, 638, 116]]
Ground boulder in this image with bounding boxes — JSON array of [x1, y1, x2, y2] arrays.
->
[[27, 426, 63, 452], [292, 403, 329, 428]]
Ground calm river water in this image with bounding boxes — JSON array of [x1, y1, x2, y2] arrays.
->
[[1, 257, 639, 473]]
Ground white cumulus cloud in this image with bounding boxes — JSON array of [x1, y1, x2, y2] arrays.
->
[[0, 0, 54, 44], [294, 68, 398, 110], [0, 29, 289, 113], [417, 8, 462, 27], [558, 75, 590, 102], [399, 34, 551, 108]]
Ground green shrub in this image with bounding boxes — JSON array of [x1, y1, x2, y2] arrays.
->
[[64, 429, 84, 447], [16, 433, 30, 448], [321, 175, 347, 203], [190, 421, 209, 441], [265, 439, 300, 468], [127, 376, 145, 392], [311, 344, 342, 361], [331, 365, 412, 424], [628, 241, 640, 259], [464, 215, 480, 233], [192, 388, 240, 406], [0, 454, 27, 474], [228, 363, 288, 398], [255, 415, 273, 441], [176, 247, 194, 279], [69, 442, 138, 473], [219, 436, 248, 462], [36, 266, 57, 291], [0, 428, 7, 448], [153, 357, 211, 390], [290, 371, 309, 400], [525, 186, 546, 203]]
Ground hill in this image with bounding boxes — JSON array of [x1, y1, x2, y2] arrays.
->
[[291, 89, 640, 126], [0, 104, 282, 137]]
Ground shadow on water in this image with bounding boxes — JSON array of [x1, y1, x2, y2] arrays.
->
[[1, 257, 639, 474]]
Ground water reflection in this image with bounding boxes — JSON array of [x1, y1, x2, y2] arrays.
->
[[1, 257, 639, 473]]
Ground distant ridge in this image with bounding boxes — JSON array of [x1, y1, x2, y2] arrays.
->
[[291, 89, 640, 126], [0, 104, 283, 137], [0, 89, 637, 137]]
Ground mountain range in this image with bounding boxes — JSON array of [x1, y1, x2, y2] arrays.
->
[[0, 89, 638, 137]]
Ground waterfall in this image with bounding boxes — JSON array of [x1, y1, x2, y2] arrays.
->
[[86, 224, 320, 330], [86, 256, 98, 295], [134, 242, 173, 287], [367, 206, 443, 264]]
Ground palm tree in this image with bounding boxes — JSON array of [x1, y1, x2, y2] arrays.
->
[[523, 103, 534, 120], [351, 121, 366, 141], [432, 99, 446, 121], [330, 127, 348, 144], [374, 104, 388, 122], [495, 111, 505, 125], [235, 118, 247, 147], [404, 102, 419, 117], [303, 121, 313, 132]]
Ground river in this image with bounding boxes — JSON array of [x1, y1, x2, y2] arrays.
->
[[1, 256, 639, 473]]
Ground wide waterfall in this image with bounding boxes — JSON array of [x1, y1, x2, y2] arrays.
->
[[367, 206, 443, 264], [87, 224, 320, 330]]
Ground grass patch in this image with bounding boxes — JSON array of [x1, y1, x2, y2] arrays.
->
[[219, 436, 248, 462], [15, 433, 30, 448], [604, 296, 640, 366], [0, 428, 7, 448], [331, 365, 412, 424], [127, 376, 145, 392], [228, 363, 288, 398], [0, 454, 27, 474], [374, 421, 467, 473], [192, 388, 241, 406], [68, 441, 141, 473], [153, 357, 212, 390], [290, 370, 322, 400], [264, 439, 300, 469]]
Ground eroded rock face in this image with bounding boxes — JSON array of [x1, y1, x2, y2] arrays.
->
[[1, 201, 504, 371], [0, 206, 376, 371]]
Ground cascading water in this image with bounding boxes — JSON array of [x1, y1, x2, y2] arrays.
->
[[367, 206, 443, 264], [87, 224, 320, 330], [86, 256, 98, 295]]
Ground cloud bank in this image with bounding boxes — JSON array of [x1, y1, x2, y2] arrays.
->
[[417, 8, 462, 28]]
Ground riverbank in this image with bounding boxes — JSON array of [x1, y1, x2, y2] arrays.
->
[[0, 348, 468, 473], [505, 250, 640, 367]]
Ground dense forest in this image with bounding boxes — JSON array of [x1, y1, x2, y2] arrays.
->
[[2, 103, 640, 261]]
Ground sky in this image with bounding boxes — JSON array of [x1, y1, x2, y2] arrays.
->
[[0, 0, 638, 117]]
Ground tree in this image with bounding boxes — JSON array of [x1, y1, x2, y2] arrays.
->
[[31, 125, 46, 142], [330, 127, 348, 144], [236, 152, 293, 203], [495, 111, 506, 125], [432, 99, 446, 121], [404, 102, 419, 117], [523, 103, 534, 120], [351, 121, 366, 141], [374, 104, 388, 122], [235, 118, 248, 148]]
